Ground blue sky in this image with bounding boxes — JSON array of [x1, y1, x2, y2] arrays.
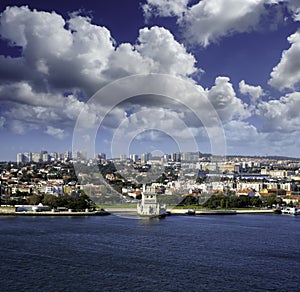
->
[[0, 0, 300, 160]]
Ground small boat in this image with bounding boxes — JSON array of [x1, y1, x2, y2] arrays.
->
[[281, 206, 299, 216], [273, 208, 282, 214], [185, 210, 195, 216]]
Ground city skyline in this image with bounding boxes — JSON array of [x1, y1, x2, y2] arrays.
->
[[0, 1, 300, 160], [14, 148, 300, 163]]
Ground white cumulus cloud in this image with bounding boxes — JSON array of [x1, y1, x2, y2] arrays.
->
[[256, 91, 300, 132], [206, 77, 250, 121], [45, 126, 66, 140], [143, 0, 300, 46], [269, 30, 300, 91], [0, 116, 5, 128], [239, 80, 264, 103], [143, 0, 189, 19], [182, 0, 267, 47], [286, 0, 300, 21], [0, 6, 197, 97], [135, 26, 197, 76], [0, 6, 199, 139]]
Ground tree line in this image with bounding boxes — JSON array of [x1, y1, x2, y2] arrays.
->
[[179, 193, 284, 209], [7, 191, 94, 210]]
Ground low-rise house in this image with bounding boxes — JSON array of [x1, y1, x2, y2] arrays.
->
[[128, 190, 142, 199], [11, 185, 31, 194]]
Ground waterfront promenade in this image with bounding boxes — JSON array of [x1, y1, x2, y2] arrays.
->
[[0, 207, 110, 216], [167, 209, 274, 215], [104, 207, 274, 216], [0, 206, 275, 216]]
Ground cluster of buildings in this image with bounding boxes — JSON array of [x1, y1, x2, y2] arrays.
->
[[120, 152, 201, 163], [0, 150, 299, 207], [0, 160, 79, 204], [114, 152, 300, 206], [16, 150, 93, 163]]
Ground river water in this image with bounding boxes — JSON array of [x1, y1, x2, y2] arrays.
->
[[0, 214, 299, 291]]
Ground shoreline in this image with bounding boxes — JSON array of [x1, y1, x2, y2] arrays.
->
[[0, 208, 276, 217], [166, 208, 274, 215], [0, 210, 111, 216], [75, 207, 275, 216]]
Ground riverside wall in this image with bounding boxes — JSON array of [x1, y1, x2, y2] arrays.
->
[[0, 206, 275, 216], [105, 208, 275, 216], [0, 206, 16, 214], [0, 208, 110, 216]]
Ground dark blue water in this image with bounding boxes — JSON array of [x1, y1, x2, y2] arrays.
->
[[0, 214, 299, 291]]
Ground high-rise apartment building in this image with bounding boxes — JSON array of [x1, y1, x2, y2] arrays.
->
[[130, 154, 139, 162]]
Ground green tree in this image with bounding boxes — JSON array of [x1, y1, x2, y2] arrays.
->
[[250, 196, 262, 207], [7, 199, 17, 206], [42, 194, 58, 208], [265, 195, 282, 207], [28, 194, 43, 205], [220, 198, 224, 209]]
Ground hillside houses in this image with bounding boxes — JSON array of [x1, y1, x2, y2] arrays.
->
[[1, 153, 300, 208]]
